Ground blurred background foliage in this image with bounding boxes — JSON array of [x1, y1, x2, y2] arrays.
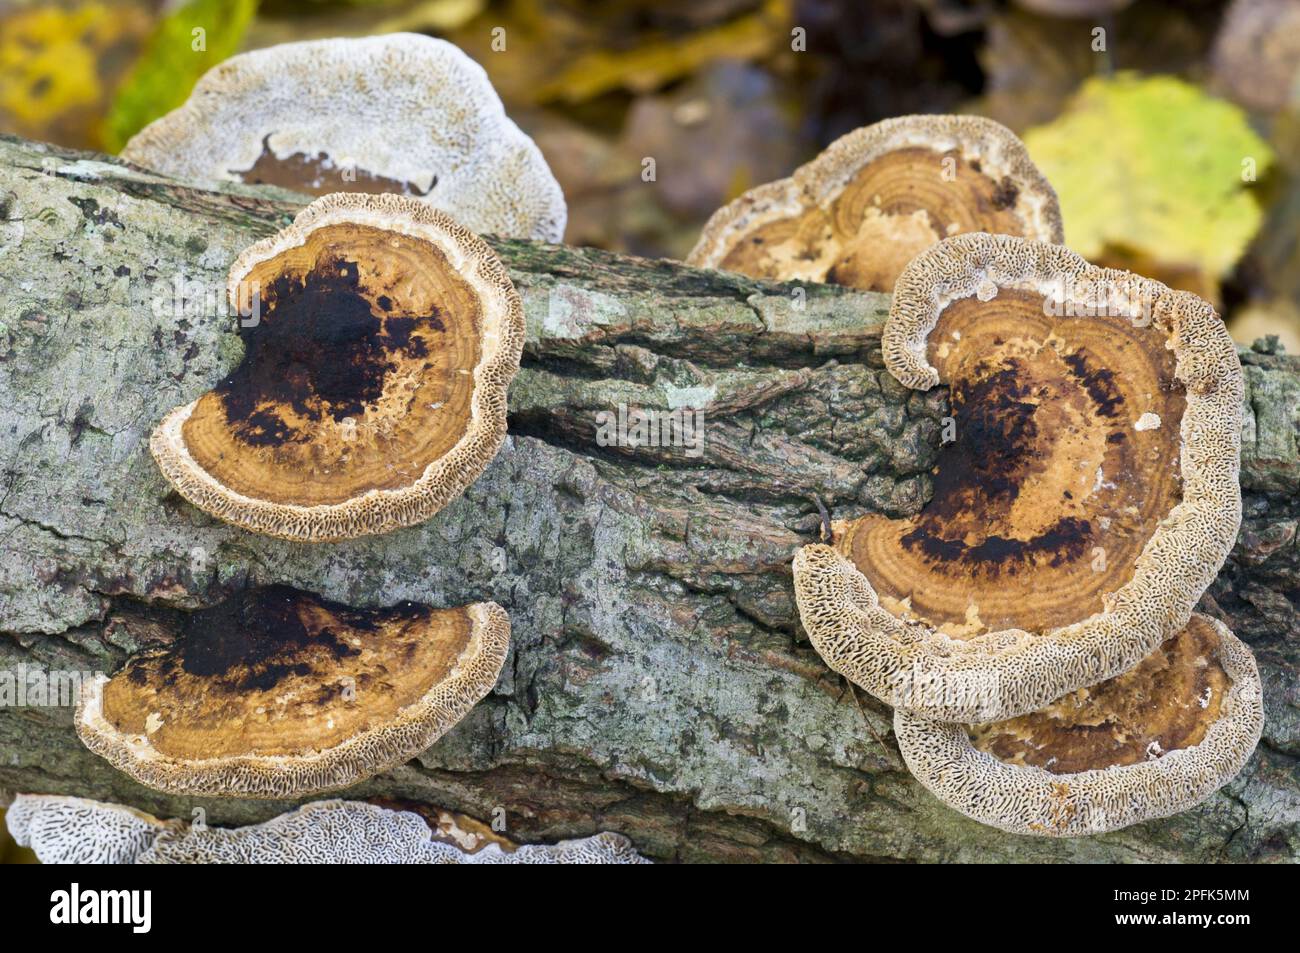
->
[[0, 0, 1297, 866], [1, 0, 1298, 347]]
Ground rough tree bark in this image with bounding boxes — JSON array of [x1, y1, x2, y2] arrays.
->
[[0, 134, 1297, 863]]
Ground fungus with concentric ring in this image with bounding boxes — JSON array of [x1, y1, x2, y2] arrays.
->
[[121, 33, 565, 241], [793, 233, 1243, 722], [150, 191, 524, 542], [75, 585, 510, 798], [895, 614, 1263, 836], [686, 114, 1062, 292], [6, 796, 649, 864]]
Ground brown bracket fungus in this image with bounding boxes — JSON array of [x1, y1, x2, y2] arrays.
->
[[6, 796, 650, 864], [138, 801, 651, 864], [686, 115, 1062, 292], [895, 614, 1264, 837], [793, 233, 1243, 722], [74, 586, 510, 798], [120, 34, 565, 241], [150, 192, 524, 542]]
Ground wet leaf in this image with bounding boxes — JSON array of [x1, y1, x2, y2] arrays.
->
[[620, 62, 800, 219]]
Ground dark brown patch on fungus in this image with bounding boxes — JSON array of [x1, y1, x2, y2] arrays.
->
[[896, 614, 1264, 836], [231, 135, 435, 198], [687, 116, 1062, 292], [150, 192, 525, 541], [75, 586, 511, 799], [214, 255, 437, 451], [792, 234, 1243, 723], [839, 287, 1187, 636]]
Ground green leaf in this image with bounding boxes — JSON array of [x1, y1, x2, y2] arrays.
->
[[1023, 73, 1274, 279], [103, 0, 258, 153]]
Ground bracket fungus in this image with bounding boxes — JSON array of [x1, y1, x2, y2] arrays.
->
[[6, 796, 650, 864], [895, 614, 1263, 837], [120, 33, 565, 241], [5, 794, 175, 865], [75, 586, 510, 798], [150, 192, 524, 542], [794, 233, 1243, 722], [686, 115, 1062, 292]]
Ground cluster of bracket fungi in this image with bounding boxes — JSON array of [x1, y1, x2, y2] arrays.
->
[[720, 120, 1262, 836], [23, 32, 1262, 859]]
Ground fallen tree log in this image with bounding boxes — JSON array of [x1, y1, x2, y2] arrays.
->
[[0, 133, 1296, 863]]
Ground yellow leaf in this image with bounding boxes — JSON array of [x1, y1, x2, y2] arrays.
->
[[1024, 73, 1274, 279]]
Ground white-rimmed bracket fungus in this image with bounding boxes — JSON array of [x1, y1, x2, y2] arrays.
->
[[140, 801, 651, 864], [895, 614, 1264, 836], [686, 114, 1062, 292], [5, 794, 175, 864], [6, 797, 650, 864], [150, 192, 524, 542], [793, 233, 1243, 722], [121, 33, 565, 241], [75, 586, 510, 798]]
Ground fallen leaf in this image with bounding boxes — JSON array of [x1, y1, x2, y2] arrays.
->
[[536, 0, 786, 104]]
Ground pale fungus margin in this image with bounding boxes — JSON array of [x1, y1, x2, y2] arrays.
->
[[6, 796, 650, 864], [894, 614, 1263, 837], [687, 115, 1062, 293]]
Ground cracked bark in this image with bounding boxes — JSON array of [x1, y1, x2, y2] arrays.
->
[[0, 134, 1297, 863]]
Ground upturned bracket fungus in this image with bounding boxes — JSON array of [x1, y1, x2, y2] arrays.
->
[[75, 586, 510, 798], [895, 614, 1264, 837], [5, 794, 176, 864], [150, 192, 524, 542], [794, 233, 1243, 722], [686, 115, 1062, 292], [121, 33, 566, 242], [6, 796, 650, 864]]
